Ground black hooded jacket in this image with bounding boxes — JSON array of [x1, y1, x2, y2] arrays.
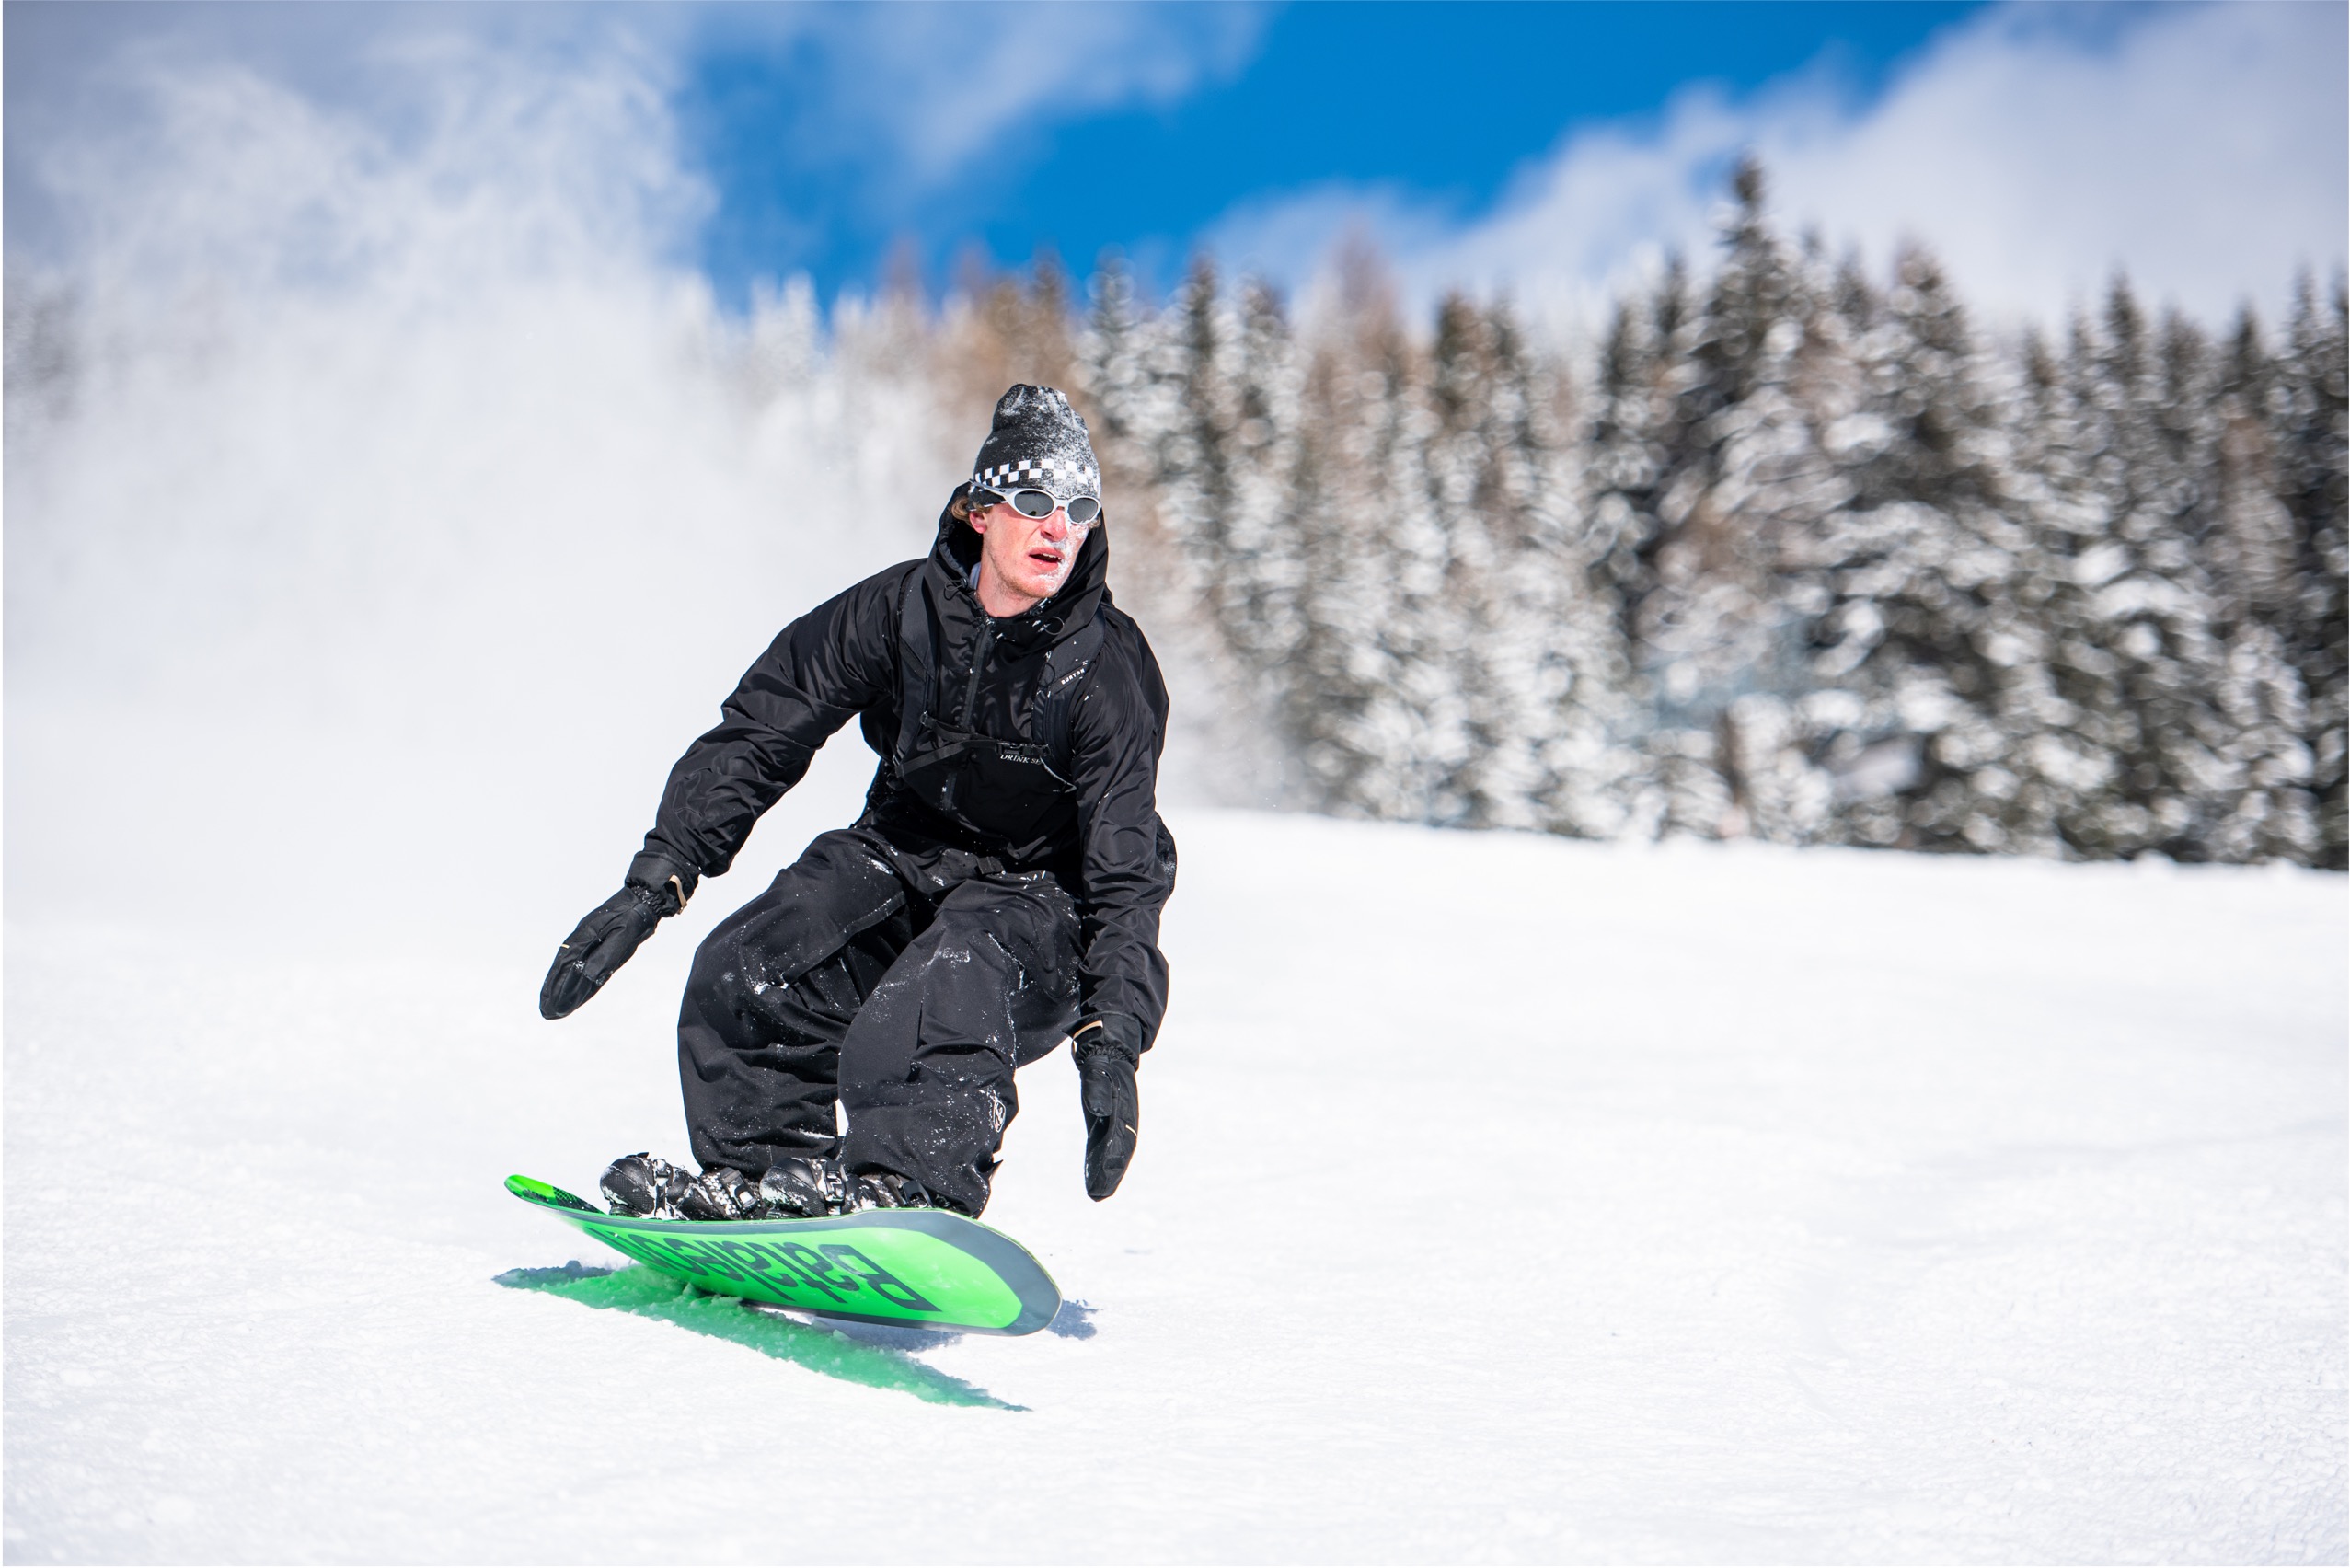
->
[[631, 490, 1175, 1051]]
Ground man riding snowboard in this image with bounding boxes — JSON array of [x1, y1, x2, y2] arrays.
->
[[539, 386, 1174, 1222]]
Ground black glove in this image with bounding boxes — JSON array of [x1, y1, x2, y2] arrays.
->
[[1073, 1016, 1142, 1201], [538, 863, 687, 1020]]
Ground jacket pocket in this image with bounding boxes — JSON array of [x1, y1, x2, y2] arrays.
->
[[899, 722, 1075, 846]]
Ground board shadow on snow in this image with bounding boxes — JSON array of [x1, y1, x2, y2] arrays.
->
[[742, 1293, 1095, 1343], [494, 1262, 1023, 1410], [1045, 1299, 1098, 1339]]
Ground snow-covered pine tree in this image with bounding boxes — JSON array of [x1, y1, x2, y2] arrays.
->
[[1359, 277, 1473, 823], [2184, 306, 2323, 863], [1473, 300, 1640, 836], [1109, 259, 1322, 803], [1996, 324, 2122, 848], [1212, 278, 1308, 682], [2206, 310, 2299, 629], [1415, 295, 1632, 832], [1075, 255, 1167, 462], [1513, 315, 1650, 838], [1274, 247, 1473, 822], [2020, 282, 2241, 859], [1801, 244, 2066, 856], [1280, 268, 1401, 814], [1642, 157, 1842, 843], [1169, 270, 1317, 804], [1153, 260, 1313, 673], [1584, 258, 1728, 836], [1157, 254, 1239, 581], [2268, 271, 2349, 865], [1421, 292, 1529, 826], [1071, 255, 1178, 602], [1584, 257, 1696, 625]]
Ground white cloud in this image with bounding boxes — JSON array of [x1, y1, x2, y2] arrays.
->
[[1208, 1, 2349, 338], [825, 4, 1269, 190], [669, 2, 1271, 224]]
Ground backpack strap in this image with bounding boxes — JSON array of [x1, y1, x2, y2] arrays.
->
[[892, 570, 930, 773]]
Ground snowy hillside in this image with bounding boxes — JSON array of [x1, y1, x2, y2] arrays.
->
[[6, 811, 2343, 1563]]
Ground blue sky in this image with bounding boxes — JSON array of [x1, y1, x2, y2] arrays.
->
[[4, 2, 2342, 329], [681, 2, 1985, 306]]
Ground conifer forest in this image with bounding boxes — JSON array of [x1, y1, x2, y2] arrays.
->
[[950, 163, 2347, 869]]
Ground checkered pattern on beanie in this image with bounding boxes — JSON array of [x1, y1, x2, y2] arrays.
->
[[975, 455, 1098, 494], [969, 384, 1100, 503]]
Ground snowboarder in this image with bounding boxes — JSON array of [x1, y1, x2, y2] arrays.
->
[[538, 385, 1175, 1222]]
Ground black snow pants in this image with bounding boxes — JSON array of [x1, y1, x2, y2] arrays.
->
[[676, 826, 1083, 1216]]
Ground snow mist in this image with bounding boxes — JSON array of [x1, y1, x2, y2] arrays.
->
[[5, 39, 957, 955]]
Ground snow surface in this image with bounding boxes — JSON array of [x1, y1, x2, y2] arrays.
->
[[6, 810, 2344, 1563]]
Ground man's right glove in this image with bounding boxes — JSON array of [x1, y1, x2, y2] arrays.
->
[[538, 859, 690, 1020], [1073, 1016, 1142, 1201]]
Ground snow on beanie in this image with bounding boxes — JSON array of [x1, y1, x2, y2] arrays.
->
[[970, 385, 1101, 503]]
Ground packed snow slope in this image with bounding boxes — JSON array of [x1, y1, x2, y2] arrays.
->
[[6, 810, 2344, 1564]]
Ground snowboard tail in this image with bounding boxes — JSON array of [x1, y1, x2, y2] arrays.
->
[[504, 1174, 1060, 1335]]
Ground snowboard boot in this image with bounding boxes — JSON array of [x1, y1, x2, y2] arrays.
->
[[757, 1156, 847, 1218], [601, 1152, 691, 1217], [674, 1164, 763, 1222], [749, 1159, 932, 1216], [847, 1170, 936, 1211]]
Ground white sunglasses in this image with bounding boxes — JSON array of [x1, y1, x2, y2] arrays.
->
[[976, 487, 1101, 525]]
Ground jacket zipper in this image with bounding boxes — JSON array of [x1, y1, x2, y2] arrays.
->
[[961, 617, 994, 729], [944, 617, 995, 810]]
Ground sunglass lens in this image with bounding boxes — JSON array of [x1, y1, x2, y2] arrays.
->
[[1011, 490, 1056, 518], [1066, 496, 1100, 524]]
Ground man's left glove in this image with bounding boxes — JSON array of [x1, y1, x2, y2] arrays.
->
[[538, 858, 691, 1020], [1073, 1015, 1142, 1201]]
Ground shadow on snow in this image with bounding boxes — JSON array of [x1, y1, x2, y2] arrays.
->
[[1044, 1298, 1098, 1339], [494, 1262, 1023, 1410]]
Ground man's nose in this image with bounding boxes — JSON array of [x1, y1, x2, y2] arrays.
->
[[1039, 510, 1068, 540]]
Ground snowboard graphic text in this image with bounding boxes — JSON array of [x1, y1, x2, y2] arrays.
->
[[583, 1222, 942, 1313]]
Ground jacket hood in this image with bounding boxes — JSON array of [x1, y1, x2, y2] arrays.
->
[[930, 481, 1110, 655]]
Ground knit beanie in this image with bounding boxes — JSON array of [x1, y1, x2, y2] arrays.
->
[[970, 385, 1101, 503]]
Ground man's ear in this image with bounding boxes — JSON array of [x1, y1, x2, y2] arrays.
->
[[966, 505, 988, 534]]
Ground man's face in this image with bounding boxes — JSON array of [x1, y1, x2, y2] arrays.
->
[[970, 499, 1084, 610]]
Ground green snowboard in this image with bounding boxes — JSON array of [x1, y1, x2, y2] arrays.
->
[[505, 1174, 1061, 1335]]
